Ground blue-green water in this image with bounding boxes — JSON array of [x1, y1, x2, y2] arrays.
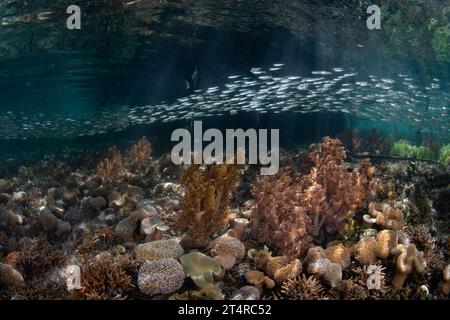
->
[[0, 0, 449, 164]]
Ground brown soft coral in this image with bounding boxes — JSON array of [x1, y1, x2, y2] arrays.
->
[[391, 243, 426, 289], [251, 168, 312, 257], [250, 137, 374, 256], [96, 147, 126, 183], [178, 164, 240, 249], [128, 136, 152, 168]]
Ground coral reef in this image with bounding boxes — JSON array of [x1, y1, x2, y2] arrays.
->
[[391, 243, 427, 289], [277, 274, 324, 300], [0, 135, 447, 300], [96, 147, 126, 183], [304, 246, 342, 288], [135, 239, 184, 262], [251, 137, 374, 256], [72, 252, 136, 300], [178, 164, 240, 249], [364, 202, 404, 230], [211, 233, 245, 270], [180, 252, 222, 288], [245, 270, 275, 290], [138, 258, 185, 297]]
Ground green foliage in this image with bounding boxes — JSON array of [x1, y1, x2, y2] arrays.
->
[[439, 144, 450, 164], [390, 140, 435, 160]]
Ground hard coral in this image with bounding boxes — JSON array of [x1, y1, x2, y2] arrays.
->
[[135, 239, 184, 262], [178, 164, 240, 249], [74, 252, 135, 300], [230, 285, 261, 300], [211, 233, 245, 270], [277, 274, 324, 300], [138, 258, 185, 296]]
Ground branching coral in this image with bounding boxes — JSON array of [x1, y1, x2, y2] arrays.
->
[[96, 147, 126, 183], [278, 274, 324, 300], [73, 252, 136, 300], [178, 164, 240, 249], [251, 137, 374, 256]]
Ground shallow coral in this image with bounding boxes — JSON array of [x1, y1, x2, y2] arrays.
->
[[278, 274, 324, 300], [305, 246, 342, 287], [74, 252, 136, 300], [245, 270, 275, 291], [391, 243, 427, 289], [96, 147, 126, 183], [251, 137, 374, 256], [138, 258, 185, 296], [135, 239, 184, 262], [364, 202, 404, 230], [230, 285, 261, 300], [211, 233, 245, 270], [178, 164, 240, 249], [128, 136, 152, 169], [0, 262, 24, 288], [180, 251, 222, 288]]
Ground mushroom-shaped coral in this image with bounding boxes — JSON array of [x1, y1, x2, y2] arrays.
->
[[211, 233, 245, 270], [391, 243, 426, 289], [325, 243, 351, 270], [230, 285, 261, 300], [439, 264, 450, 295], [265, 256, 302, 283], [245, 270, 275, 291], [138, 258, 185, 296], [180, 252, 222, 288], [0, 262, 24, 288], [305, 246, 342, 288], [364, 202, 404, 230], [135, 239, 184, 262], [353, 237, 379, 266]]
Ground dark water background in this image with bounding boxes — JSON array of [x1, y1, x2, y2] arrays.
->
[[0, 0, 449, 172]]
